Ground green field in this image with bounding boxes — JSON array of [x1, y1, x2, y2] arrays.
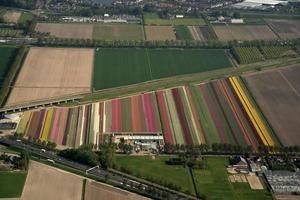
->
[[0, 47, 18, 86], [175, 25, 193, 40], [115, 156, 195, 194], [93, 48, 232, 90], [18, 12, 33, 24], [0, 171, 27, 198], [144, 13, 205, 25], [260, 46, 298, 59], [194, 157, 272, 200], [92, 24, 144, 41]]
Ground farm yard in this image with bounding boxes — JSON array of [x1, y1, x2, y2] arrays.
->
[[157, 77, 280, 150], [0, 47, 18, 86], [93, 24, 144, 41], [193, 157, 272, 200], [174, 26, 193, 40], [143, 13, 206, 26], [243, 65, 300, 146], [213, 25, 278, 41], [232, 47, 264, 64], [93, 48, 232, 90], [145, 25, 176, 41], [6, 47, 93, 107], [260, 46, 297, 59], [84, 180, 149, 200], [17, 92, 161, 148], [266, 19, 300, 39], [0, 171, 27, 198], [35, 23, 93, 39]]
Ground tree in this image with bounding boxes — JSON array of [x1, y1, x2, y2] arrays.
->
[[97, 144, 116, 169]]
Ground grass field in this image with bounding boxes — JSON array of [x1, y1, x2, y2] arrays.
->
[[0, 47, 18, 86], [194, 157, 272, 200], [115, 156, 195, 194], [18, 12, 33, 24], [0, 171, 27, 198], [93, 48, 233, 90], [93, 24, 144, 40], [175, 25, 193, 40], [144, 13, 205, 25]]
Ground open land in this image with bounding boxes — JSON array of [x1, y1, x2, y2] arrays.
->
[[243, 65, 300, 146], [85, 180, 149, 200], [213, 25, 278, 41], [93, 48, 232, 90], [145, 25, 176, 40], [188, 26, 205, 41], [0, 171, 27, 198], [144, 13, 205, 25], [6, 47, 93, 107], [194, 157, 272, 200], [93, 24, 144, 40], [2, 11, 21, 23], [0, 47, 18, 86], [21, 161, 83, 200], [266, 19, 300, 39], [174, 26, 193, 40], [35, 23, 93, 39]]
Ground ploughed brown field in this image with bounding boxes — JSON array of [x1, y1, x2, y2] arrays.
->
[[243, 65, 300, 146], [21, 161, 83, 200], [3, 11, 21, 23], [213, 25, 278, 41], [6, 47, 93, 107], [35, 23, 93, 39], [145, 25, 176, 40], [85, 180, 149, 200], [265, 19, 300, 39]]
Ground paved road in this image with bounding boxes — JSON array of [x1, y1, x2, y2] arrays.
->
[[0, 138, 198, 200]]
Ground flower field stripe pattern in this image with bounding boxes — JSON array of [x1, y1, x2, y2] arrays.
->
[[229, 76, 274, 146], [49, 108, 62, 142], [40, 108, 54, 141], [104, 92, 161, 134]]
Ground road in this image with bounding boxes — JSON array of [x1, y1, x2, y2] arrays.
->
[[0, 137, 198, 200]]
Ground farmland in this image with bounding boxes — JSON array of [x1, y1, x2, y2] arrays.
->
[[266, 19, 300, 39], [213, 25, 278, 41], [85, 180, 149, 200], [93, 48, 232, 90], [93, 24, 144, 41], [0, 28, 23, 37], [0, 171, 27, 198], [188, 26, 217, 41], [144, 13, 206, 25], [0, 47, 18, 86], [17, 92, 161, 148], [35, 23, 93, 39], [2, 10, 21, 23], [260, 46, 297, 59], [115, 156, 195, 195], [232, 47, 264, 64], [157, 77, 280, 150], [175, 26, 193, 40], [243, 65, 300, 146], [6, 47, 93, 107], [193, 157, 272, 200], [145, 25, 176, 41], [21, 161, 83, 200]]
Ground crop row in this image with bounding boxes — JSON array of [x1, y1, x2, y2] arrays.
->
[[232, 47, 264, 64]]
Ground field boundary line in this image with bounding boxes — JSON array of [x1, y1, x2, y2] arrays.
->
[[278, 71, 300, 99]]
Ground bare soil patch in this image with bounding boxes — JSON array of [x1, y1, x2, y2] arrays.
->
[[21, 161, 83, 200], [246, 175, 263, 190], [6, 47, 93, 107], [3, 11, 21, 23], [213, 25, 278, 41], [35, 23, 93, 39], [266, 19, 300, 39], [243, 65, 300, 146], [85, 180, 149, 200], [145, 25, 176, 41]]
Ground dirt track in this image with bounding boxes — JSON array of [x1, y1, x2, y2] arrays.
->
[[243, 65, 300, 146], [35, 23, 93, 39], [6, 47, 93, 106], [21, 161, 83, 200], [145, 25, 176, 41]]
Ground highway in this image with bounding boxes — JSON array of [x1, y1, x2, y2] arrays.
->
[[0, 137, 198, 200]]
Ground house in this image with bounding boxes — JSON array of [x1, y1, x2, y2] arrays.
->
[[230, 18, 244, 24]]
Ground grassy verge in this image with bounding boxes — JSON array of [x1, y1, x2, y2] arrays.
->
[[0, 171, 27, 198]]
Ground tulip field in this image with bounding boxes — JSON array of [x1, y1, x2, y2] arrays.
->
[[157, 77, 280, 150]]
